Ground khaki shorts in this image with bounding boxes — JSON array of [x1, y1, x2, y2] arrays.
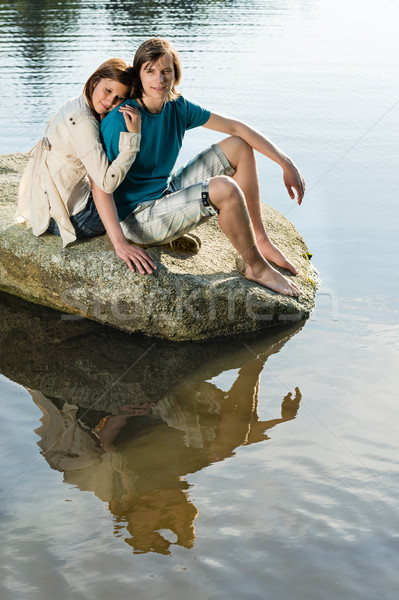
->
[[120, 143, 235, 246]]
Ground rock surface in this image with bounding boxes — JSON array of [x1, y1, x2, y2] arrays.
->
[[0, 153, 318, 340]]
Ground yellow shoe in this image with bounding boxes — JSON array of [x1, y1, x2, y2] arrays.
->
[[165, 233, 202, 254]]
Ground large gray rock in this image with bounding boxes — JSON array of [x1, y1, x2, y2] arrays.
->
[[0, 153, 318, 340]]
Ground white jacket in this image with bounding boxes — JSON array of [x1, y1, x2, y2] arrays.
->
[[17, 94, 140, 247]]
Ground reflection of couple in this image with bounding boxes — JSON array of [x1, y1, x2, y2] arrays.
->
[[33, 349, 301, 555], [18, 38, 305, 296]]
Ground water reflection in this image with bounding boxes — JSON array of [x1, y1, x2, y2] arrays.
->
[[0, 0, 291, 151], [104, 0, 234, 35], [0, 292, 303, 554], [0, 0, 83, 71]]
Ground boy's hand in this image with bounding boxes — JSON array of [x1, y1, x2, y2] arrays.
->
[[114, 239, 156, 274], [283, 162, 306, 205]]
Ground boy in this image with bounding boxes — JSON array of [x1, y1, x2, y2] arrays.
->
[[93, 38, 305, 297]]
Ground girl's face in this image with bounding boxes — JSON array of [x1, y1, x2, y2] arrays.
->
[[92, 78, 129, 116], [140, 53, 175, 103]]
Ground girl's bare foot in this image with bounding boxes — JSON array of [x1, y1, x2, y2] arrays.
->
[[257, 238, 298, 275], [245, 260, 302, 297]]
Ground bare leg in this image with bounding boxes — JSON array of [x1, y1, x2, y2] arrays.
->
[[208, 176, 301, 297], [218, 136, 298, 275]]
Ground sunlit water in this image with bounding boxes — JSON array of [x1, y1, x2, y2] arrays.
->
[[1, 1, 399, 599]]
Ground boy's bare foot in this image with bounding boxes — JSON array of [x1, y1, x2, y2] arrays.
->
[[257, 238, 298, 275], [245, 260, 302, 297]]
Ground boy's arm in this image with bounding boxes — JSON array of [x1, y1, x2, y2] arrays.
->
[[89, 177, 156, 275], [97, 109, 155, 274], [101, 110, 127, 162], [202, 112, 305, 204]]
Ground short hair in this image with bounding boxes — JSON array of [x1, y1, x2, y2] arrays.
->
[[83, 58, 134, 118], [132, 38, 181, 102]]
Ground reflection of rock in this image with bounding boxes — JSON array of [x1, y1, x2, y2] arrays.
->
[[15, 246, 303, 555], [0, 291, 304, 412], [0, 153, 318, 340], [2, 287, 304, 557], [31, 353, 302, 555]]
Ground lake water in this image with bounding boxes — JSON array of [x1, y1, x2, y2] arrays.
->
[[1, 0, 399, 598]]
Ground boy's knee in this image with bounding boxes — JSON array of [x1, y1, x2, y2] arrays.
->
[[231, 135, 252, 154], [219, 136, 253, 161], [209, 176, 243, 206]]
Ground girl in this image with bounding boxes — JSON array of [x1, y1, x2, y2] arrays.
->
[[94, 39, 305, 297], [17, 58, 153, 265]]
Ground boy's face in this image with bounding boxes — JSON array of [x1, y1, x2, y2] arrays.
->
[[140, 53, 174, 103]]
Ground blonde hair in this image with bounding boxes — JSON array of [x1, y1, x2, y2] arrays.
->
[[132, 38, 181, 102], [84, 58, 134, 118]]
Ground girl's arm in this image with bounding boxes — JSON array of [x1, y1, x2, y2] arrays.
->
[[72, 105, 142, 194], [89, 178, 156, 275], [202, 112, 305, 204]]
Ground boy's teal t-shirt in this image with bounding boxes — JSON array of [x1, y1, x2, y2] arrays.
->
[[100, 96, 211, 220]]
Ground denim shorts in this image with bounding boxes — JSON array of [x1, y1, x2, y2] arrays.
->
[[120, 143, 235, 246], [47, 192, 106, 239]]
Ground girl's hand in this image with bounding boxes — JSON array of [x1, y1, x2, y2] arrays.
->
[[114, 239, 156, 274], [119, 105, 141, 134]]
